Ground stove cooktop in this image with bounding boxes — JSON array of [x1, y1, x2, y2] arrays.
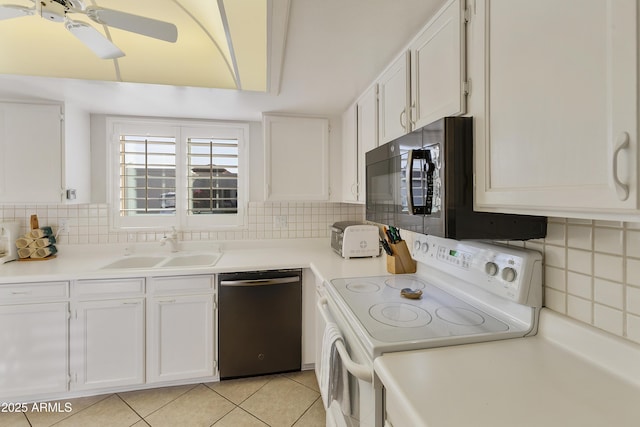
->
[[325, 235, 543, 357], [330, 275, 511, 343]]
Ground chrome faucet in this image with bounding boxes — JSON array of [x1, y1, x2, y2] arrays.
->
[[160, 226, 179, 252]]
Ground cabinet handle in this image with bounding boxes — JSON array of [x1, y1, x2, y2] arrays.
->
[[158, 299, 176, 304], [122, 301, 141, 305], [400, 109, 407, 131], [10, 291, 31, 295], [351, 183, 358, 198], [612, 132, 630, 201]]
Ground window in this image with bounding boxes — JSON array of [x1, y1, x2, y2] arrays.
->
[[108, 118, 249, 230]]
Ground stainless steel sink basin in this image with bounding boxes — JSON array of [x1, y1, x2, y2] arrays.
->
[[100, 252, 222, 270], [158, 253, 222, 268], [101, 256, 165, 269]]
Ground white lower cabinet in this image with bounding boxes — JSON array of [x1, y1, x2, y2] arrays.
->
[[0, 299, 69, 399], [147, 275, 216, 383], [70, 279, 145, 390]]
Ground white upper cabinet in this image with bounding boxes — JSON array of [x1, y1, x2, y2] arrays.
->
[[0, 102, 63, 203], [470, 0, 638, 218], [263, 114, 330, 201], [378, 52, 411, 144], [377, 0, 466, 145], [0, 101, 90, 204], [409, 0, 466, 130], [341, 103, 358, 203], [341, 84, 378, 203], [356, 84, 378, 202]]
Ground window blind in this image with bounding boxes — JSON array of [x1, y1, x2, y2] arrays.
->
[[119, 134, 176, 216], [187, 137, 239, 215]]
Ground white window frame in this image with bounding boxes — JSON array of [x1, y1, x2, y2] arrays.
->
[[107, 117, 249, 231]]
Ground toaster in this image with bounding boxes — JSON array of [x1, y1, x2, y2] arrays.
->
[[331, 221, 380, 259]]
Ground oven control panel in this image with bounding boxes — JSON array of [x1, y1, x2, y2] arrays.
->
[[412, 234, 543, 306]]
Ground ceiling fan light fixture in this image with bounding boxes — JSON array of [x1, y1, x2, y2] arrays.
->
[[65, 20, 125, 59]]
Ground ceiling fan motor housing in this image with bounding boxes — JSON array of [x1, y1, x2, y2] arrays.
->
[[41, 0, 66, 22]]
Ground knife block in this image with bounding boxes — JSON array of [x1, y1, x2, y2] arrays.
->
[[386, 240, 417, 274]]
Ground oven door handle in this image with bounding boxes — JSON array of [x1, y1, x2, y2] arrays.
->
[[317, 298, 373, 383]]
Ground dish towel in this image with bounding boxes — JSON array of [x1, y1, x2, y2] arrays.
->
[[320, 321, 351, 415]]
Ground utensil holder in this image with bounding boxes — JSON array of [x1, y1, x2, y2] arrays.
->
[[386, 240, 417, 274]]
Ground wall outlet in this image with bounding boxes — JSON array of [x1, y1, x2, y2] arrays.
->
[[58, 218, 69, 234], [273, 215, 288, 229]]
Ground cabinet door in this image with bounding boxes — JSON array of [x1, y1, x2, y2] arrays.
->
[[0, 302, 69, 399], [357, 84, 378, 203], [471, 0, 638, 217], [341, 104, 359, 203], [378, 51, 411, 144], [410, 0, 466, 129], [264, 115, 330, 201], [0, 102, 63, 203], [147, 294, 215, 383], [71, 299, 145, 390]]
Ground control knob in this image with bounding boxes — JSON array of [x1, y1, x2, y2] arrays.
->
[[501, 267, 517, 282], [485, 262, 499, 276]]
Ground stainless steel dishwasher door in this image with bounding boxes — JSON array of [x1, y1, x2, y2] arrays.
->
[[218, 269, 302, 379]]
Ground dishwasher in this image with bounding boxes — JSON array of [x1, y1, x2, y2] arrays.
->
[[218, 269, 302, 379]]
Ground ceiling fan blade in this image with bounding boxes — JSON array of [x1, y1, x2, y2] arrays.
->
[[65, 20, 124, 59], [0, 4, 33, 21], [84, 7, 177, 43]]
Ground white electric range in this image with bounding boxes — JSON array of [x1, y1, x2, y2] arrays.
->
[[316, 234, 543, 427]]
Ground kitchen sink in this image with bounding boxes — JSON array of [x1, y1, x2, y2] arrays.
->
[[157, 253, 222, 268], [101, 256, 165, 269], [100, 252, 222, 270]]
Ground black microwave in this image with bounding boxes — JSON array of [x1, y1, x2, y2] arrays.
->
[[365, 117, 547, 240]]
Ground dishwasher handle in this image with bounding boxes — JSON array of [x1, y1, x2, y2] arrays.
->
[[219, 276, 300, 287]]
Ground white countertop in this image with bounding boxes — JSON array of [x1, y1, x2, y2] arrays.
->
[[374, 308, 640, 427], [0, 238, 388, 284]]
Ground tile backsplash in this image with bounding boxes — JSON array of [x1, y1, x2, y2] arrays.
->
[[0, 202, 364, 244], [2, 205, 639, 345], [517, 217, 640, 345]]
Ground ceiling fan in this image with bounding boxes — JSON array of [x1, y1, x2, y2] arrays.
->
[[0, 0, 178, 59]]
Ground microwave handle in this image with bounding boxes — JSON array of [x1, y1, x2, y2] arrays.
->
[[406, 149, 416, 215]]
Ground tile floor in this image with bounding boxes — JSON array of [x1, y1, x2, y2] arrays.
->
[[0, 370, 325, 427]]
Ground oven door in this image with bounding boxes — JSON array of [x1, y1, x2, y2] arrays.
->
[[316, 296, 375, 427]]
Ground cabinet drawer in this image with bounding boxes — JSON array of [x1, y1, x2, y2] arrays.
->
[[0, 282, 69, 303], [74, 278, 145, 299], [150, 275, 215, 294]]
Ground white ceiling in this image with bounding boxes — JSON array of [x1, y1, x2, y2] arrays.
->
[[0, 0, 445, 121]]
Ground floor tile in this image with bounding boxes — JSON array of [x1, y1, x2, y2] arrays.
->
[[213, 407, 268, 427], [119, 384, 197, 417], [144, 384, 234, 427], [240, 376, 320, 427], [205, 375, 272, 405], [293, 397, 326, 427], [25, 394, 110, 427], [54, 395, 141, 427], [284, 370, 320, 393], [0, 412, 30, 427]]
